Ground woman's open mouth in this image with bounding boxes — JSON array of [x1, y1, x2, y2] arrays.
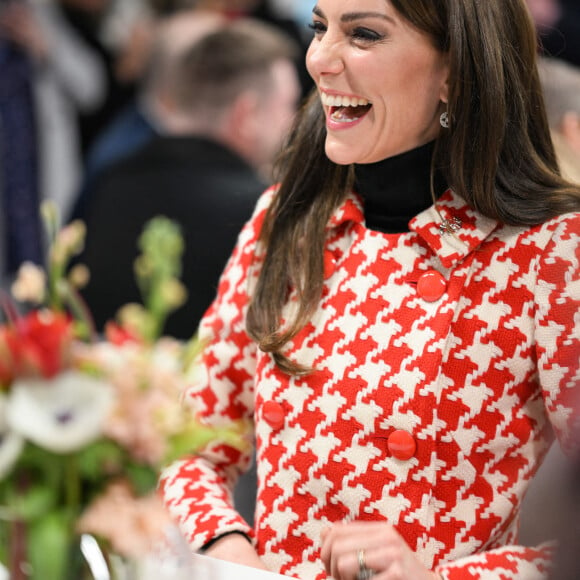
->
[[320, 92, 372, 123]]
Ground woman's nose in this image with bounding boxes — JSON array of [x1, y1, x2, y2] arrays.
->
[[306, 35, 345, 77]]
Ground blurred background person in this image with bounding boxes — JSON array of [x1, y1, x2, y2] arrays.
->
[[57, 0, 157, 155], [244, 0, 312, 98], [0, 0, 105, 283], [148, 0, 198, 15], [69, 8, 226, 222], [269, 0, 315, 38], [74, 16, 300, 340], [526, 0, 580, 67], [537, 56, 580, 183], [194, 0, 313, 98]]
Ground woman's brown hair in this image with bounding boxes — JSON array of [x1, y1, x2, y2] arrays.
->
[[246, 0, 580, 374]]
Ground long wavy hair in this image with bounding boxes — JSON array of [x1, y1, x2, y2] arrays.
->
[[246, 0, 580, 374]]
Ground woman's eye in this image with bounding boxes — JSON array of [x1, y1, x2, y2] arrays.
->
[[308, 21, 327, 36], [351, 27, 384, 42], [307, 21, 385, 43]]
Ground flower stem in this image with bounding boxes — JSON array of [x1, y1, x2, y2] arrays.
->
[[64, 455, 80, 534], [9, 519, 28, 580]]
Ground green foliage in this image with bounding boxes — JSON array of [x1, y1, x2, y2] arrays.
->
[[0, 214, 242, 577], [123, 217, 188, 343], [27, 510, 72, 580]]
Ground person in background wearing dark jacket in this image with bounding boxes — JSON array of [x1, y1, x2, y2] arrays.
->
[[74, 17, 300, 340], [0, 0, 105, 282], [69, 8, 226, 222]]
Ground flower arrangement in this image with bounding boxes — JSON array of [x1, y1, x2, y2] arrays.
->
[[0, 204, 247, 579]]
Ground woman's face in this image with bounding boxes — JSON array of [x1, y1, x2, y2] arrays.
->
[[306, 0, 449, 165]]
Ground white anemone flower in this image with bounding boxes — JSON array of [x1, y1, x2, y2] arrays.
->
[[6, 370, 114, 454], [0, 394, 24, 479]]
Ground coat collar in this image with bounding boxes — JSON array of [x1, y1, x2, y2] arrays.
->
[[328, 189, 499, 269]]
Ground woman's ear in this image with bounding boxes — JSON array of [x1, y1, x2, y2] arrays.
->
[[439, 55, 451, 105]]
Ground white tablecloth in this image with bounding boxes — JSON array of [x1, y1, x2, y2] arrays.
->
[[131, 546, 289, 580], [189, 553, 289, 579]]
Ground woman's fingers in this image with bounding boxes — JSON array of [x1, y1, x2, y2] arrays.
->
[[320, 520, 436, 580]]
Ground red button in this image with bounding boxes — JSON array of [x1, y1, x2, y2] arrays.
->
[[417, 270, 447, 302], [323, 250, 337, 279], [387, 430, 416, 460], [262, 401, 285, 429]]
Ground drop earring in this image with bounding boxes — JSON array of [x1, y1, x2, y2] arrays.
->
[[440, 111, 449, 129]]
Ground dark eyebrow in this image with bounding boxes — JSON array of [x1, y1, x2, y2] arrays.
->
[[312, 6, 396, 25]]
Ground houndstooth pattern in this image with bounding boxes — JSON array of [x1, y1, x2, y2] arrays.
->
[[160, 188, 580, 579]]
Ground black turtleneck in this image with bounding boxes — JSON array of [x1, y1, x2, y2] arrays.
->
[[354, 141, 447, 233]]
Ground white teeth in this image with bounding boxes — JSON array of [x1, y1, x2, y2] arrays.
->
[[330, 110, 362, 123], [320, 93, 370, 108]]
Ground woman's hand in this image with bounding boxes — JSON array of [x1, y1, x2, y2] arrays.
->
[[320, 521, 439, 580], [204, 532, 270, 571]]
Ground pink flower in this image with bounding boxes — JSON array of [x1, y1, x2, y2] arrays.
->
[[104, 321, 142, 346], [77, 481, 171, 558], [11, 262, 46, 304], [100, 340, 184, 465]]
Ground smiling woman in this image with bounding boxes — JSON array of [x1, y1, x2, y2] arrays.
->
[[160, 1, 580, 579], [306, 1, 449, 164]]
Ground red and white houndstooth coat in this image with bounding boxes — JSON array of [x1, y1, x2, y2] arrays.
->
[[160, 187, 580, 579]]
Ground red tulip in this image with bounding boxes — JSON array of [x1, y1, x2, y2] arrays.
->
[[8, 310, 75, 379]]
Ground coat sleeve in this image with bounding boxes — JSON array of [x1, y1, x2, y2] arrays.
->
[[435, 212, 580, 580], [159, 189, 274, 551], [534, 212, 580, 453]]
